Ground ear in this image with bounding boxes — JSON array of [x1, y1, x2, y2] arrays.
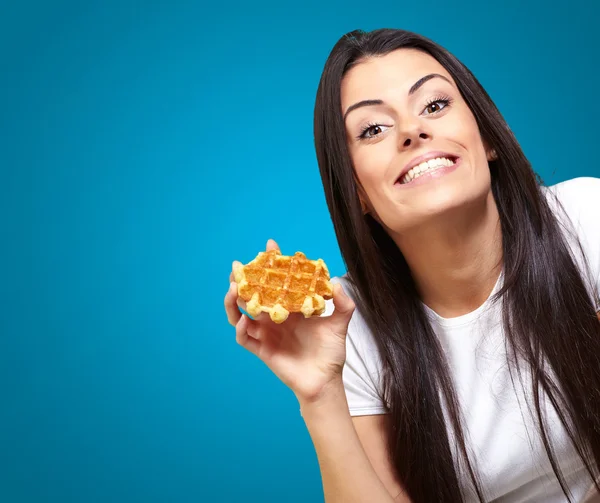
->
[[360, 197, 369, 214], [351, 168, 373, 215], [482, 138, 498, 162], [487, 148, 498, 162], [353, 176, 370, 214], [357, 188, 370, 215]]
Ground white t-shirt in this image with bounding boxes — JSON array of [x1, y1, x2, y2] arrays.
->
[[325, 177, 600, 502]]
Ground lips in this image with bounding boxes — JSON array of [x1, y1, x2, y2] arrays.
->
[[395, 152, 460, 184]]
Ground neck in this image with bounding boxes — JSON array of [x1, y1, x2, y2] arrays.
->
[[391, 191, 503, 318]]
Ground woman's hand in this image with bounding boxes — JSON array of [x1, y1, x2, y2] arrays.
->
[[224, 239, 355, 404]]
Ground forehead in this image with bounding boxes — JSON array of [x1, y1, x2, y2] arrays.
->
[[341, 49, 453, 108]]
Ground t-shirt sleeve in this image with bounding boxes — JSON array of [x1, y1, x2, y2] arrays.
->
[[324, 279, 388, 416], [343, 325, 388, 416], [547, 176, 600, 311]]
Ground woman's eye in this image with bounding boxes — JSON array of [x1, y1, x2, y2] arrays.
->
[[423, 99, 449, 116], [359, 124, 389, 139]]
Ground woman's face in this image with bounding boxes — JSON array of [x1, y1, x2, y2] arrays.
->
[[341, 49, 495, 233]]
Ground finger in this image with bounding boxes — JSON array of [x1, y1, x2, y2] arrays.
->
[[230, 261, 243, 283], [328, 283, 356, 336], [246, 319, 262, 339], [266, 239, 280, 251], [236, 296, 248, 312], [225, 282, 242, 326], [235, 315, 261, 356], [236, 299, 270, 324]]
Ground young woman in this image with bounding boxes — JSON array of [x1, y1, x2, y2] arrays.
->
[[224, 29, 600, 502]]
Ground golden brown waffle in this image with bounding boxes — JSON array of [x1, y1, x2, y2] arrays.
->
[[233, 250, 334, 323]]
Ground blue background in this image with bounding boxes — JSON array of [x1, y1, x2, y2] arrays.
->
[[1, 1, 598, 502]]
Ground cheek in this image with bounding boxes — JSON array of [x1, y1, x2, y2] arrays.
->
[[352, 148, 389, 193], [352, 149, 380, 181], [440, 110, 488, 166], [456, 110, 485, 151]]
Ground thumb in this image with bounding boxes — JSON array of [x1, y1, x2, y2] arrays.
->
[[328, 283, 355, 335], [266, 239, 280, 251]]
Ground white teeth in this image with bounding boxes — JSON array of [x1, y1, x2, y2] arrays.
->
[[399, 156, 456, 184]]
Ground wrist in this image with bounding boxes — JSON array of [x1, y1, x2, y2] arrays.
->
[[297, 376, 346, 415]]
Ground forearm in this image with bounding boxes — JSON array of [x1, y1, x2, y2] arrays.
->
[[299, 380, 397, 503]]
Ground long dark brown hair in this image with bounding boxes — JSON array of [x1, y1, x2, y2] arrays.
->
[[314, 28, 600, 502]]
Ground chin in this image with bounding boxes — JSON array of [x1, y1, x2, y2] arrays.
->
[[394, 184, 491, 231]]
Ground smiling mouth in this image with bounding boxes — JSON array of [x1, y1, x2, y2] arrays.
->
[[396, 155, 459, 185]]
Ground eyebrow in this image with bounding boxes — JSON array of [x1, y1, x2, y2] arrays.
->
[[343, 73, 452, 122]]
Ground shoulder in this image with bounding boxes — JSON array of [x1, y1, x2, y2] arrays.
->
[[542, 177, 600, 252], [545, 176, 600, 195], [543, 176, 600, 225], [543, 177, 600, 309], [542, 176, 600, 243]]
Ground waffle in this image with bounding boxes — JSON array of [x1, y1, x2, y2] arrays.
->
[[233, 249, 334, 323]]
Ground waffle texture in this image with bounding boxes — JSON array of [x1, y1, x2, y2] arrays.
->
[[233, 250, 334, 323]]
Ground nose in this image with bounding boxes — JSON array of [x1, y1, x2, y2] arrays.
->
[[398, 120, 431, 149]]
